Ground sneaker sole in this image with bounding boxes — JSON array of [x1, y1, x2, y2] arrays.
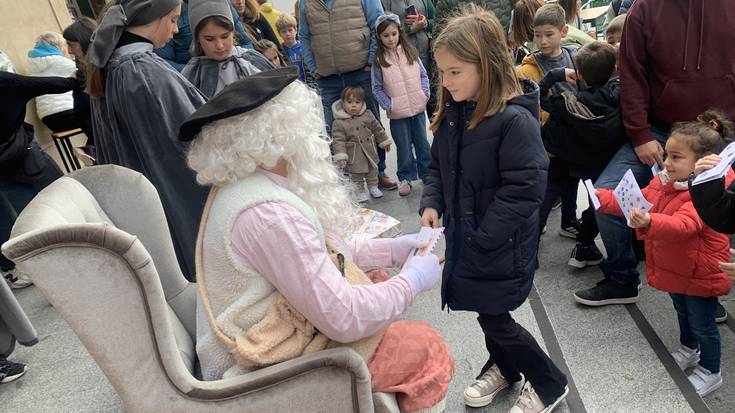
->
[[0, 365, 28, 383], [568, 257, 603, 269], [558, 230, 579, 239], [463, 382, 509, 408], [696, 376, 723, 397], [715, 314, 728, 323], [370, 194, 384, 199], [573, 294, 639, 306], [676, 357, 700, 371], [541, 386, 570, 413]]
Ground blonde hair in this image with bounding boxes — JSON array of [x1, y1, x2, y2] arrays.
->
[[431, 4, 522, 131], [275, 14, 297, 33], [35, 32, 67, 51]]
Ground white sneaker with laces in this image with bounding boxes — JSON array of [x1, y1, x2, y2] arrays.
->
[[671, 346, 700, 370], [368, 186, 383, 198], [688, 365, 722, 397], [3, 268, 33, 289], [463, 365, 509, 408], [508, 381, 569, 413], [356, 191, 370, 203]]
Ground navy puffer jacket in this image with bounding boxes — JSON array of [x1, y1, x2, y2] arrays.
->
[[420, 79, 548, 315]]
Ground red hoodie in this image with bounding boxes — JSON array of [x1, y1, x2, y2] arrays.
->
[[620, 0, 735, 147]]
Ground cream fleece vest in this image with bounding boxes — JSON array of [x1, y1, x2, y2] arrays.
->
[[382, 46, 428, 119], [196, 173, 324, 380], [304, 0, 370, 76]]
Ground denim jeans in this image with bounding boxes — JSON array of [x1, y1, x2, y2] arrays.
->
[[389, 113, 431, 182], [594, 129, 668, 284], [318, 68, 386, 175], [670, 293, 720, 373]]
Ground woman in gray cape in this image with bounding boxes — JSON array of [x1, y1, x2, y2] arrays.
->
[[87, 0, 208, 280], [182, 0, 273, 98]]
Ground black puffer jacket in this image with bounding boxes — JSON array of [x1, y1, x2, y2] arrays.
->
[[420, 79, 548, 314]]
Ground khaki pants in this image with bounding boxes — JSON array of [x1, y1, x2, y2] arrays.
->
[[351, 168, 379, 191]]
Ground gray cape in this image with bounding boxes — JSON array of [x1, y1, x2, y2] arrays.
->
[[91, 42, 208, 280], [182, 46, 273, 98]]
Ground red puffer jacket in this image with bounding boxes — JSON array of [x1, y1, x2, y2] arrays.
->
[[598, 173, 733, 297]]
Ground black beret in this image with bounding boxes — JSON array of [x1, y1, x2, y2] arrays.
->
[[179, 66, 300, 141]]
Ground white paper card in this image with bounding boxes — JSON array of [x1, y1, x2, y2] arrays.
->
[[402, 226, 444, 270], [613, 169, 653, 227], [692, 141, 735, 185], [583, 179, 601, 210], [651, 163, 661, 176]]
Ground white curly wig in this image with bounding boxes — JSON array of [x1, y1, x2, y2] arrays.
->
[[187, 81, 358, 235]]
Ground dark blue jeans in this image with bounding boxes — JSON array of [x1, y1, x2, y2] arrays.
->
[[318, 68, 386, 175], [539, 157, 578, 233], [389, 113, 431, 182], [594, 129, 668, 284], [670, 293, 720, 373]]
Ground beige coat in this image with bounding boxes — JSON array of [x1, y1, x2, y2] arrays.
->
[[332, 101, 391, 174]]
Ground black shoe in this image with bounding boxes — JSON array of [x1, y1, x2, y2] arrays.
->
[[573, 278, 639, 306], [559, 219, 581, 239], [568, 243, 603, 268], [0, 359, 28, 383], [716, 302, 728, 324]]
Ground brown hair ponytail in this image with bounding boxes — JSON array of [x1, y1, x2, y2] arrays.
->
[[671, 110, 735, 157]]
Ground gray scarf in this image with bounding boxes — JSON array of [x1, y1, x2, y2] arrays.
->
[[89, 0, 181, 67]]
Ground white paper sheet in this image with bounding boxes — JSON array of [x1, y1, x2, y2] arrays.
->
[[583, 179, 601, 210], [613, 169, 653, 227], [692, 141, 735, 185]]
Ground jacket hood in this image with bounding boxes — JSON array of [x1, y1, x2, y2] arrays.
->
[[27, 54, 76, 75], [332, 99, 366, 120], [28, 43, 64, 59], [260, 2, 273, 13], [508, 78, 541, 121]]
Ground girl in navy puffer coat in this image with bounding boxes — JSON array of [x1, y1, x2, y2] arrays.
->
[[420, 5, 569, 412]]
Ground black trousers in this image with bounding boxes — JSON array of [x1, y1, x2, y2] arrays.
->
[[478, 312, 568, 405], [0, 141, 62, 270]]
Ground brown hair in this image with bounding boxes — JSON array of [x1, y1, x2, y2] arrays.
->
[[192, 16, 235, 56], [511, 0, 544, 46], [533, 3, 566, 30], [275, 14, 297, 33], [574, 41, 617, 87], [63, 17, 98, 55], [557, 0, 579, 24], [341, 85, 365, 102], [85, 1, 121, 96], [375, 19, 420, 68], [431, 4, 522, 131], [670, 110, 734, 157], [240, 0, 260, 20], [605, 14, 626, 37], [253, 39, 286, 66]]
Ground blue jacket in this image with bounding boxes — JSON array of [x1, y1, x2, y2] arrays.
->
[[420, 79, 548, 315], [283, 41, 306, 81], [154, 1, 253, 72]]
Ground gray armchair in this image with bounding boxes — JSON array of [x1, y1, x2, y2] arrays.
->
[[2, 165, 399, 413]]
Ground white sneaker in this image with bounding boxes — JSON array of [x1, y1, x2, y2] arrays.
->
[[356, 191, 370, 203], [671, 346, 700, 370], [3, 268, 33, 289], [508, 381, 569, 413], [463, 365, 509, 408], [688, 365, 722, 397], [368, 186, 383, 198]]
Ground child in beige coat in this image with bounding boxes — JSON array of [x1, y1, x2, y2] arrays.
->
[[332, 86, 392, 202]]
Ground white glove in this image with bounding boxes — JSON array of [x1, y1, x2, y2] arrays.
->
[[400, 254, 441, 294], [389, 233, 426, 266]]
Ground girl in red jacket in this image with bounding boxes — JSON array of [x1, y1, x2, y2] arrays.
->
[[596, 110, 733, 397]]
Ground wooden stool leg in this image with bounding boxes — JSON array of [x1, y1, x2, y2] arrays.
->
[[52, 137, 71, 173]]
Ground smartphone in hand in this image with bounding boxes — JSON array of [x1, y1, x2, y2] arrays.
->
[[405, 5, 417, 16]]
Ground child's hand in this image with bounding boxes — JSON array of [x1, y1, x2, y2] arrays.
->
[[384, 143, 391, 152], [718, 249, 735, 281], [339, 160, 347, 169], [564, 68, 578, 84], [420, 207, 440, 228], [694, 154, 722, 175], [629, 208, 651, 228]]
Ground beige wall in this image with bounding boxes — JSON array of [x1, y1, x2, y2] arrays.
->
[[0, 0, 76, 164]]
